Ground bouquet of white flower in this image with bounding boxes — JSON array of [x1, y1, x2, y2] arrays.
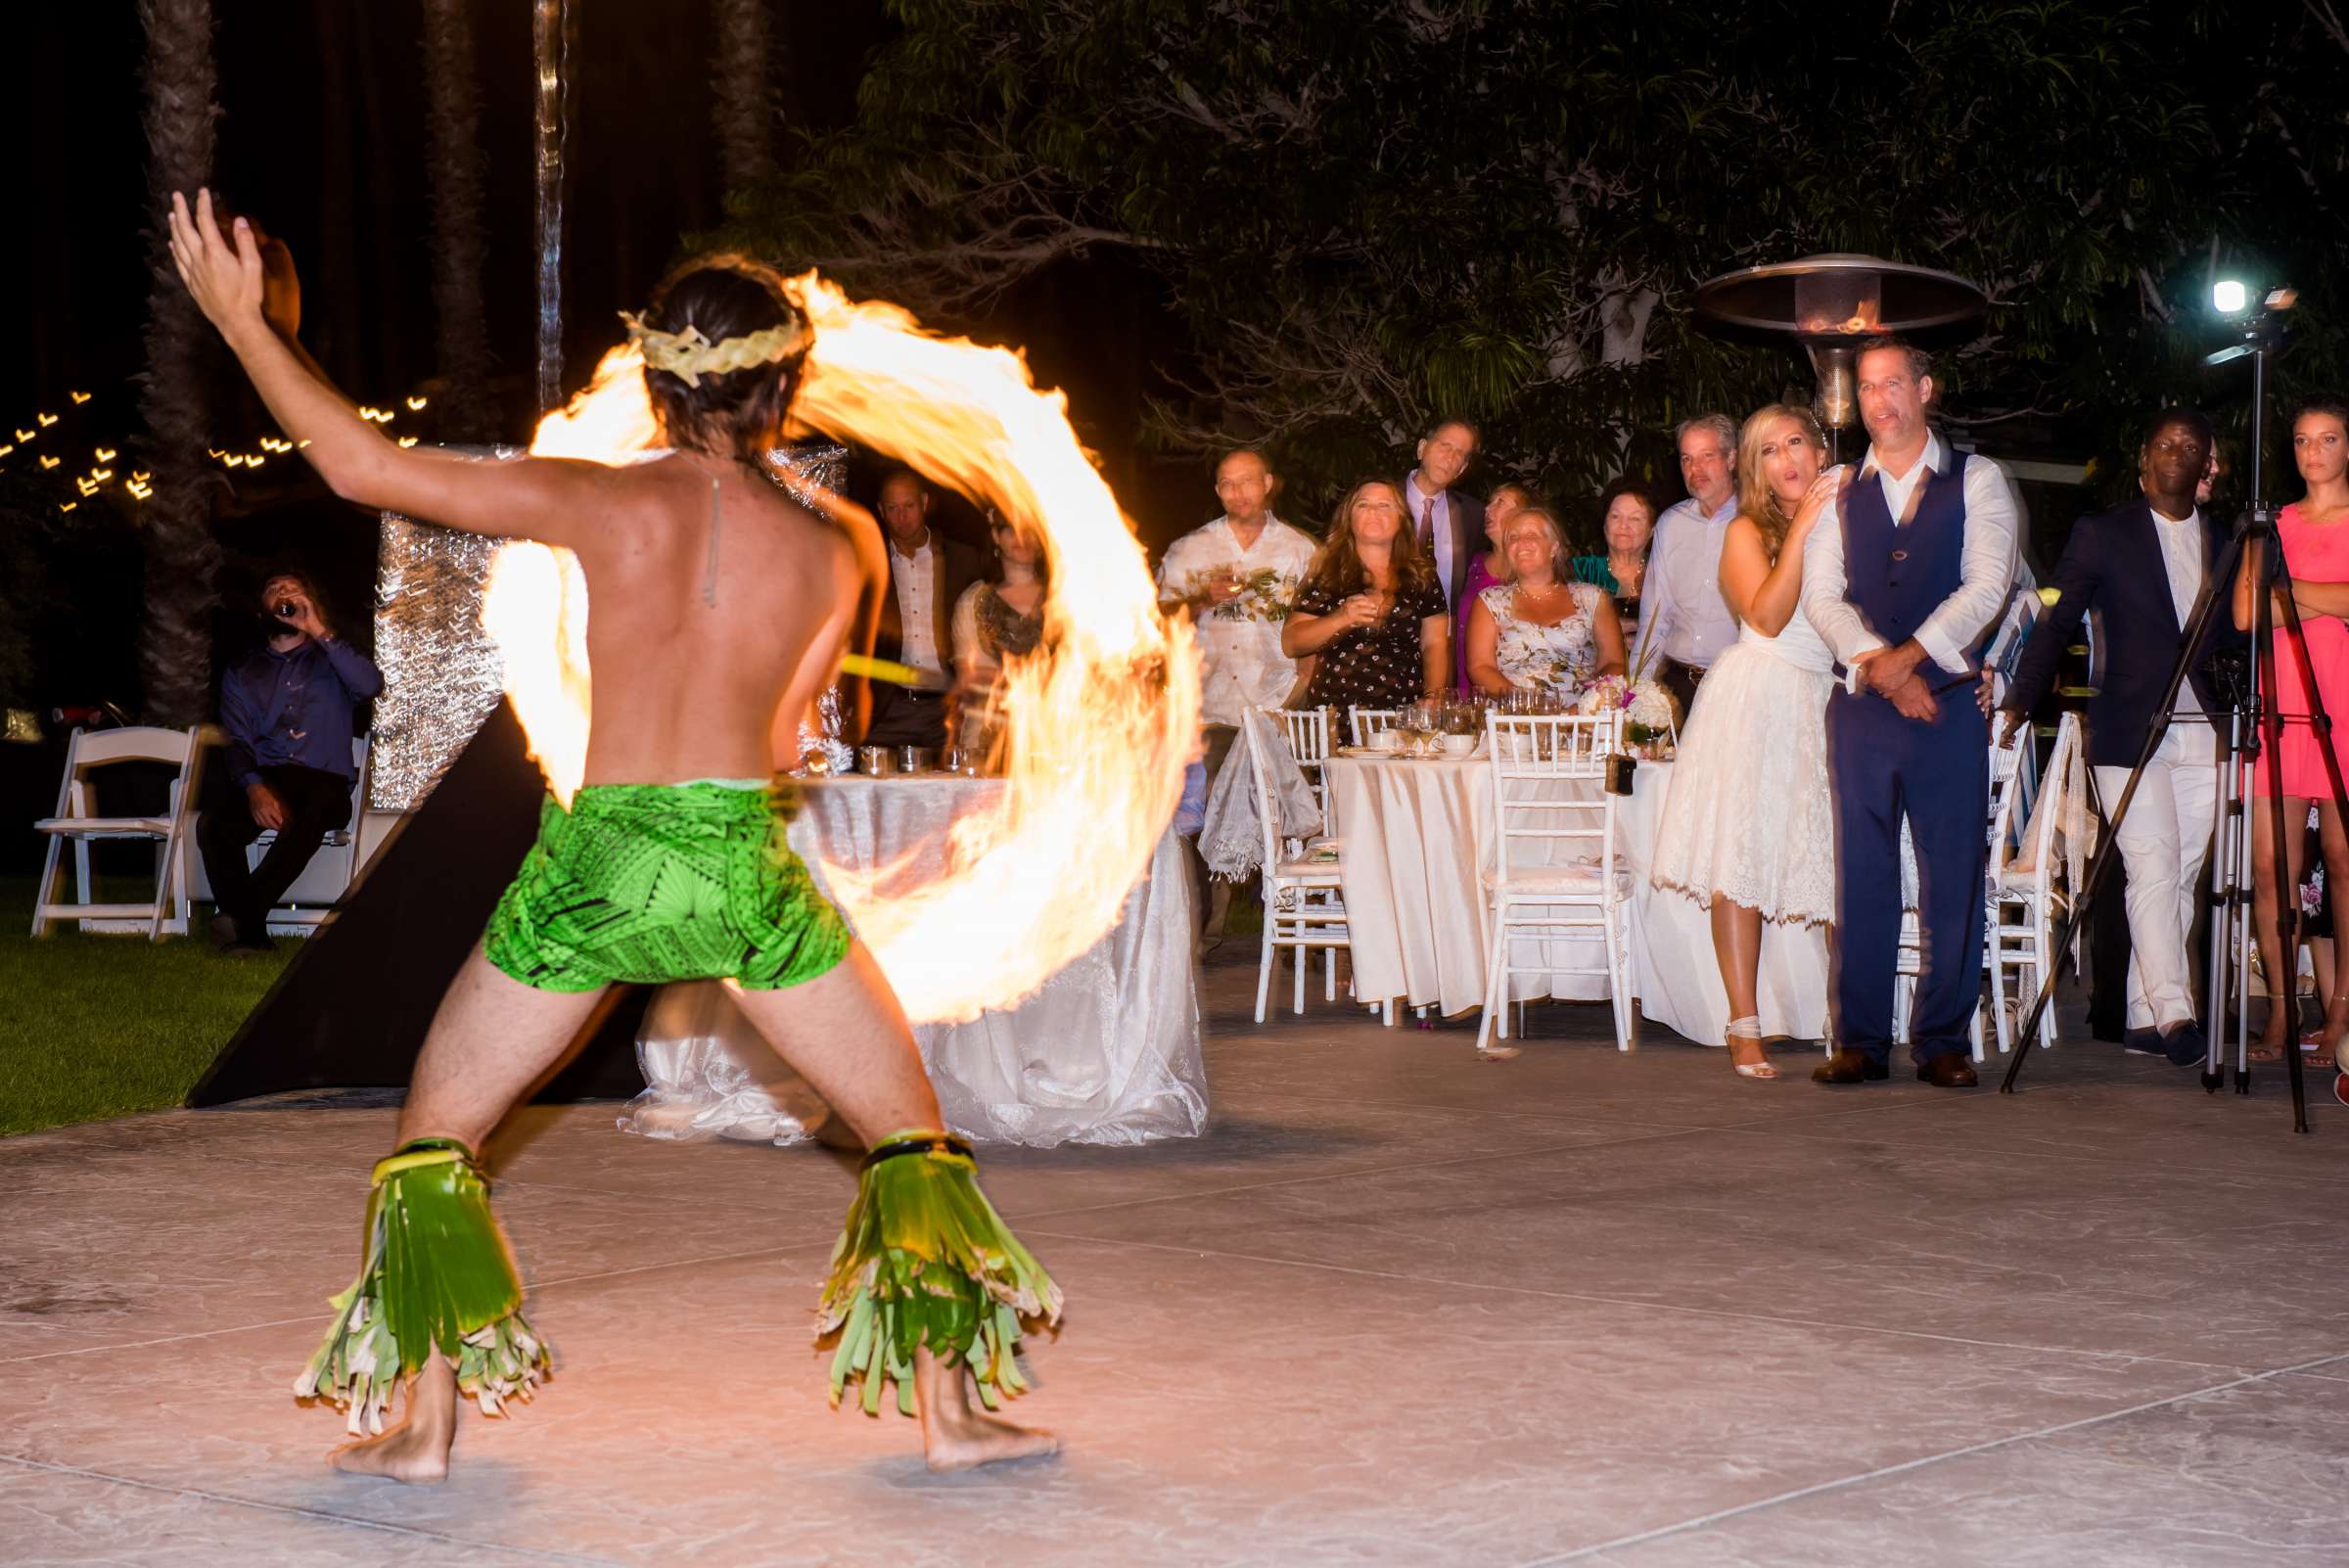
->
[[1575, 674, 1678, 743]]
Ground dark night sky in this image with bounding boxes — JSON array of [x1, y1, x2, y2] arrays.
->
[[4, 4, 1203, 556]]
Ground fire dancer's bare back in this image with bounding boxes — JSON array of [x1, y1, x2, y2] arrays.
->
[[167, 189, 1061, 1483], [560, 452, 861, 790]]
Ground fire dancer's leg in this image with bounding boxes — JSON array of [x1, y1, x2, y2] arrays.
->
[[726, 952, 1061, 1470], [318, 951, 609, 1481]]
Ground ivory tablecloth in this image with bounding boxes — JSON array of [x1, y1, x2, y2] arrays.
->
[[1321, 755, 1831, 1043], [623, 774, 1208, 1145]]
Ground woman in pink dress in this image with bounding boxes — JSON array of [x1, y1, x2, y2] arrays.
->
[[2234, 397, 2349, 1063], [1453, 483, 1534, 690]]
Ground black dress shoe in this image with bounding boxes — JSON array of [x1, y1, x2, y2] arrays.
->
[[2160, 1020, 2209, 1066], [1813, 1048, 1890, 1084], [208, 912, 239, 951], [1917, 1054, 1979, 1088], [2122, 1027, 2170, 1057]]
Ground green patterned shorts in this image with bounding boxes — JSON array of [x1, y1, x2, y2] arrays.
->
[[483, 780, 851, 993]]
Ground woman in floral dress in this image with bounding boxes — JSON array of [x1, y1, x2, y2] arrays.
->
[[1461, 509, 1625, 702]]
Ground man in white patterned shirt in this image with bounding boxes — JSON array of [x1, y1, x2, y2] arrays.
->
[[1158, 447, 1317, 935]]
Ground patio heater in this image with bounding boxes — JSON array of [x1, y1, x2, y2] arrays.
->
[[1692, 254, 1987, 464]]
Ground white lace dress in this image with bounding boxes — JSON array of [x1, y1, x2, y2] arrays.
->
[[1480, 580, 1608, 699], [1647, 602, 1836, 925]]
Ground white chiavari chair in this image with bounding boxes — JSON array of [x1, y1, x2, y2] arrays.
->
[[1248, 715, 1352, 1022], [1349, 707, 1404, 746], [1987, 711, 2085, 1053], [1264, 706, 1335, 826], [1479, 710, 1634, 1053]]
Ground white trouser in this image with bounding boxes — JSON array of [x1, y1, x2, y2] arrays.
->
[[2093, 721, 2221, 1031]]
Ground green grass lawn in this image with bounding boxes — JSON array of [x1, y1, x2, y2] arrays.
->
[[0, 876, 294, 1136]]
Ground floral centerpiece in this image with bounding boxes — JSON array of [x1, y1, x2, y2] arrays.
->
[[1574, 674, 1679, 749]]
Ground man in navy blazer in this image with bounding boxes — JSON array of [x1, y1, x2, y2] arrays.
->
[[1404, 417, 1486, 609], [1999, 407, 2232, 1064]]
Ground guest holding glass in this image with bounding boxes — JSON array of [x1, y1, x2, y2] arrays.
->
[[1284, 480, 1451, 739], [1649, 406, 1841, 1079], [946, 510, 1049, 765], [1643, 415, 1742, 704], [1573, 479, 1658, 657], [1453, 482, 1536, 690], [2235, 396, 2349, 1072], [1463, 509, 1624, 702]]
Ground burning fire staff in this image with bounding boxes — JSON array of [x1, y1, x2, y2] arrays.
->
[[167, 190, 1061, 1481]]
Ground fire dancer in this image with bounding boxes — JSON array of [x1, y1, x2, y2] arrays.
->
[[167, 189, 1060, 1480]]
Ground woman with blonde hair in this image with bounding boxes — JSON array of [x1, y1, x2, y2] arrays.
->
[[1463, 507, 1625, 700], [1284, 480, 1452, 739], [1648, 404, 1844, 1078]]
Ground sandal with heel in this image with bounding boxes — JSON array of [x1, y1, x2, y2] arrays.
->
[[1727, 1016, 1776, 1080]]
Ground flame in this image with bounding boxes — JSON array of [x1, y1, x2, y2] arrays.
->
[[482, 273, 1198, 1024]]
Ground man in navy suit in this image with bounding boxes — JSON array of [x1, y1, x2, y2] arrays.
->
[[1405, 417, 1486, 610], [1999, 408, 2229, 1065], [1802, 337, 2020, 1087]]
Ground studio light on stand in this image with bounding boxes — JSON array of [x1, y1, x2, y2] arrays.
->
[[1999, 275, 2342, 1132]]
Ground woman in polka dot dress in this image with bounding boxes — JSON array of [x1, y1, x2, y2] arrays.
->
[[1283, 480, 1452, 742]]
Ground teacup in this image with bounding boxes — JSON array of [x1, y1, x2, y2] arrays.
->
[[1441, 733, 1476, 757], [1366, 729, 1401, 752]]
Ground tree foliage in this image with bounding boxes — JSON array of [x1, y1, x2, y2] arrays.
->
[[717, 0, 2349, 529]]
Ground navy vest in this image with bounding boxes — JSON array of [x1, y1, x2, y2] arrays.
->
[[1839, 448, 1985, 691]]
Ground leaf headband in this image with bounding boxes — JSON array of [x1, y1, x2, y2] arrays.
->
[[620, 309, 809, 389]]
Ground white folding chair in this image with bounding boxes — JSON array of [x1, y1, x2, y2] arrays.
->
[[1479, 711, 1634, 1053], [1349, 707, 1404, 746], [1248, 716, 1353, 1022], [1987, 712, 2085, 1052], [31, 725, 206, 940], [260, 735, 374, 936], [1264, 706, 1334, 823]]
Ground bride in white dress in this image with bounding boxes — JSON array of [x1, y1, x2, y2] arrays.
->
[[1648, 404, 1843, 1080]]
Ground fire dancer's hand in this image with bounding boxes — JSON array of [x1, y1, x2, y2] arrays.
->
[[247, 781, 288, 833], [165, 188, 267, 345]]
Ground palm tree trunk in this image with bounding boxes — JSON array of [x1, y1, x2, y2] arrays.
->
[[421, 0, 495, 441], [135, 0, 223, 728], [711, 0, 777, 195]]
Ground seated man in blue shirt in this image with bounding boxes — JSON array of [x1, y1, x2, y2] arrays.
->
[[199, 570, 383, 952]]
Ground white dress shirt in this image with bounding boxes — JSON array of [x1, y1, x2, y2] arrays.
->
[[891, 535, 941, 677], [2148, 504, 2205, 715], [1406, 471, 1456, 599], [1155, 515, 1319, 726], [1642, 491, 1740, 671], [1801, 432, 2020, 677]]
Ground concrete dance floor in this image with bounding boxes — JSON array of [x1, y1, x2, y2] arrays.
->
[[5, 953, 2347, 1567]]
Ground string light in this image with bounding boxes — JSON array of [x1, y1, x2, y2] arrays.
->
[[14, 429, 33, 443], [37, 455, 59, 470], [35, 413, 57, 427], [405, 395, 428, 410], [73, 478, 98, 496], [396, 436, 419, 448], [69, 391, 91, 404], [91, 468, 112, 481], [94, 446, 115, 461], [58, 501, 76, 514], [132, 471, 151, 484], [0, 445, 12, 459]]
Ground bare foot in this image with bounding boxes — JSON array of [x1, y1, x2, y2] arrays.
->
[[914, 1346, 1058, 1472], [330, 1356, 455, 1483]]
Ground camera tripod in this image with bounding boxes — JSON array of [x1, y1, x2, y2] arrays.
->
[[2001, 319, 2345, 1133]]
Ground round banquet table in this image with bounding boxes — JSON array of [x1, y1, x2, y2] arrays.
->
[[1320, 754, 1830, 1044], [623, 772, 1208, 1146]]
